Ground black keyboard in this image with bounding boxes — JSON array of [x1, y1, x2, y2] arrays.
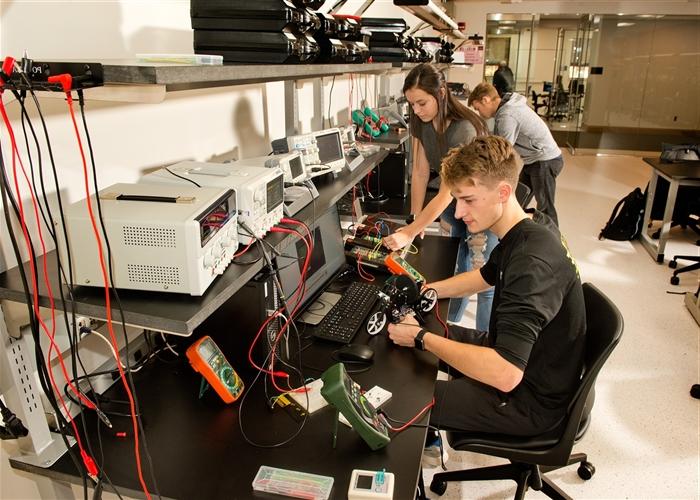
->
[[313, 282, 380, 344]]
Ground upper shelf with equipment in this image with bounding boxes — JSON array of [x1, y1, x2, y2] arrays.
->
[[394, 0, 466, 39]]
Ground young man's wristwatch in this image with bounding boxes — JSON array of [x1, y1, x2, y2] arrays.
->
[[414, 328, 428, 351]]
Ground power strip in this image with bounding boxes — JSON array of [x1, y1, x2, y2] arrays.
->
[[340, 385, 392, 428], [288, 378, 328, 414]]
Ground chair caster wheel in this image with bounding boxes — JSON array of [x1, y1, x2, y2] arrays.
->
[[671, 276, 680, 285], [429, 479, 447, 496], [577, 461, 595, 480], [669, 260, 677, 269]]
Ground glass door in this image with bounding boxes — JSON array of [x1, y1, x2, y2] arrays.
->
[[564, 15, 595, 151]]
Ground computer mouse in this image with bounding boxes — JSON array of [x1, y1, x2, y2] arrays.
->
[[336, 344, 374, 363]]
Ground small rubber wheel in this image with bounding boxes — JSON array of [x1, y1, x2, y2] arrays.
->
[[366, 311, 387, 335], [419, 289, 438, 313], [577, 461, 595, 480], [656, 254, 664, 263], [670, 276, 680, 285], [669, 260, 678, 269], [429, 479, 447, 496]]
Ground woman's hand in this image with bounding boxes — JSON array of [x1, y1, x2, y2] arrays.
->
[[383, 225, 423, 251]]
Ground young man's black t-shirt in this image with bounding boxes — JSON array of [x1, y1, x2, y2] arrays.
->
[[480, 217, 586, 411]]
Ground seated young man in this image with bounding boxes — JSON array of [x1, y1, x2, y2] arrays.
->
[[387, 136, 586, 443]]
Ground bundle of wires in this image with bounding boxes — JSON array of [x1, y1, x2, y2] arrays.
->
[[0, 60, 158, 499], [236, 217, 318, 448]]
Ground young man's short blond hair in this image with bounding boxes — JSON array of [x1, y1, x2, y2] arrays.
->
[[441, 136, 523, 189], [468, 82, 499, 106]]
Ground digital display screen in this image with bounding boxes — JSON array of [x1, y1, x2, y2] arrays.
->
[[198, 190, 236, 247], [315, 131, 343, 165], [356, 474, 373, 490], [266, 175, 284, 211], [289, 155, 304, 180], [198, 338, 216, 361], [296, 226, 326, 277], [277, 205, 346, 311]]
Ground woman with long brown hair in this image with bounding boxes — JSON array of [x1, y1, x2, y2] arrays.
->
[[383, 63, 497, 330]]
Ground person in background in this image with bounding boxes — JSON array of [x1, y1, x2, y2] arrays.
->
[[469, 82, 563, 226], [492, 61, 515, 97], [387, 136, 585, 464], [383, 63, 496, 330]]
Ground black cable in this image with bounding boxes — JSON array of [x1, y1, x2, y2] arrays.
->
[[16, 78, 134, 497], [13, 89, 108, 486], [0, 398, 29, 439], [63, 341, 170, 417], [236, 232, 311, 447], [165, 167, 201, 187], [77, 91, 161, 499], [18, 97, 55, 240], [0, 140, 87, 490]]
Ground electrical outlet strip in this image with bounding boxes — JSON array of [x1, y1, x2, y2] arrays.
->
[[288, 378, 328, 414], [340, 385, 392, 428]]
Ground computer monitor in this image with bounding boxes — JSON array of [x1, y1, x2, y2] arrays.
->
[[313, 128, 346, 172], [277, 204, 346, 311]]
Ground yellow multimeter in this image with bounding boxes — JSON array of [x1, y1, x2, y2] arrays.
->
[[186, 336, 244, 404]]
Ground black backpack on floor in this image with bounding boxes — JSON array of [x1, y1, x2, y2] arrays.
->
[[598, 187, 646, 241]]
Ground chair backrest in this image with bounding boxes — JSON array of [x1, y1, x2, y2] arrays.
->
[[550, 282, 624, 463]]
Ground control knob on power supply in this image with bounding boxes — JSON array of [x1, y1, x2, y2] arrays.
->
[[220, 236, 234, 248], [203, 253, 215, 270]]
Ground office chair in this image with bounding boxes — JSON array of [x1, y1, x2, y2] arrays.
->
[[531, 90, 549, 116], [429, 283, 624, 500], [669, 253, 699, 285], [516, 182, 534, 209], [547, 90, 569, 121]]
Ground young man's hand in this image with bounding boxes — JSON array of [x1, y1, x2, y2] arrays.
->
[[387, 314, 422, 348]]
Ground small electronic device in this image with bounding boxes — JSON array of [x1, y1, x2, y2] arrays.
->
[[385, 252, 425, 285], [346, 234, 384, 250], [273, 127, 346, 174], [348, 469, 395, 500], [282, 181, 319, 217], [141, 161, 284, 244], [345, 245, 389, 270], [252, 465, 334, 500], [186, 336, 244, 404], [272, 133, 320, 169], [231, 151, 307, 184], [60, 183, 238, 295], [312, 128, 346, 173], [320, 363, 390, 450], [340, 385, 392, 428], [287, 377, 328, 414], [365, 275, 437, 336], [345, 148, 365, 172]]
